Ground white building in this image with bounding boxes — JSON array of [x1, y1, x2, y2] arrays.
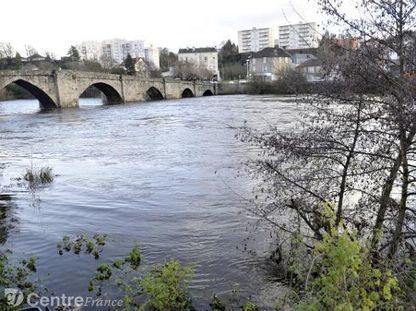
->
[[101, 39, 145, 64], [249, 46, 292, 81], [78, 39, 158, 68], [77, 41, 102, 60], [238, 27, 276, 53], [178, 47, 220, 79], [145, 45, 160, 70], [278, 22, 321, 50]]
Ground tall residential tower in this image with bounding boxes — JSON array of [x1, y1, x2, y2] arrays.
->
[[278, 22, 320, 49], [238, 27, 276, 53]]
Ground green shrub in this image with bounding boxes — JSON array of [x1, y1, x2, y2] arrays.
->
[[294, 225, 403, 310], [140, 260, 194, 311]]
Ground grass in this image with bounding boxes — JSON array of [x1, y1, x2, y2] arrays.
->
[[24, 166, 54, 190]]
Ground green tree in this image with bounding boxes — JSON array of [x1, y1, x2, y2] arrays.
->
[[124, 54, 135, 75], [219, 40, 238, 60], [14, 52, 22, 70], [159, 48, 178, 72], [218, 40, 247, 80], [67, 46, 80, 61]]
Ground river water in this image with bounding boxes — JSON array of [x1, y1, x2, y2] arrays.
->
[[0, 95, 301, 310]]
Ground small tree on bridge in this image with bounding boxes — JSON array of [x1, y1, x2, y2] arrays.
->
[[124, 54, 136, 76], [67, 46, 80, 62]]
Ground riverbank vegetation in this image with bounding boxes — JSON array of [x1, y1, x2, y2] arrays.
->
[[239, 0, 416, 309]]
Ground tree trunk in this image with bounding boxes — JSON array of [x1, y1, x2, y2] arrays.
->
[[336, 101, 362, 226], [370, 150, 402, 260]]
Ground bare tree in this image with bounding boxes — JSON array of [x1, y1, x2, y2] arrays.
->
[[24, 45, 38, 58], [99, 54, 116, 70], [0, 42, 15, 59], [173, 61, 214, 81], [240, 0, 416, 269]]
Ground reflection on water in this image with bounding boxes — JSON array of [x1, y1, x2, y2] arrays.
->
[[0, 96, 301, 309]]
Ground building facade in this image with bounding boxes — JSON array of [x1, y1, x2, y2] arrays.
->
[[77, 39, 159, 69], [249, 46, 292, 81], [178, 47, 219, 79], [101, 39, 145, 64], [145, 45, 160, 70], [238, 28, 276, 53], [78, 41, 102, 60], [286, 48, 318, 66], [296, 58, 324, 82], [278, 22, 321, 49]]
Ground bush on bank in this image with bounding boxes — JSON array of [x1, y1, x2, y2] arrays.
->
[[275, 206, 404, 310]]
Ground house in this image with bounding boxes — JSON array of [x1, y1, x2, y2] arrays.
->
[[27, 53, 47, 62], [296, 58, 324, 82], [134, 57, 149, 78], [285, 48, 318, 66], [178, 47, 220, 80], [249, 46, 292, 81]]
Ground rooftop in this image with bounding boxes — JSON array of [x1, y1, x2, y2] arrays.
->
[[296, 58, 322, 68], [252, 46, 292, 58], [178, 47, 217, 54]]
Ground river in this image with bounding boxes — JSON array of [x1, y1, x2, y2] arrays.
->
[[0, 95, 302, 310]]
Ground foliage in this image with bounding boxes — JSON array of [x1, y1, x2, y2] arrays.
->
[[140, 260, 194, 311], [209, 295, 226, 311], [159, 48, 178, 72], [242, 301, 259, 311], [57, 233, 106, 259], [218, 40, 248, 80], [275, 207, 404, 310], [173, 61, 214, 81], [67, 45, 80, 61], [296, 227, 402, 310], [84, 242, 194, 310], [124, 54, 136, 76], [0, 251, 38, 310], [246, 70, 308, 95], [23, 166, 54, 192], [14, 53, 22, 70], [110, 67, 127, 75]]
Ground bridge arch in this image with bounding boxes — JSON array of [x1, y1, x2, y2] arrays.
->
[[79, 82, 123, 105], [202, 89, 214, 96], [0, 79, 57, 109], [181, 88, 194, 98], [145, 87, 164, 101]]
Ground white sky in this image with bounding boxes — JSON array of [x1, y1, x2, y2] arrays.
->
[[0, 0, 324, 57]]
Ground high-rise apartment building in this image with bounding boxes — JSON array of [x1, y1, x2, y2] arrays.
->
[[238, 28, 276, 53], [278, 22, 321, 49], [78, 41, 102, 60], [77, 39, 159, 69]]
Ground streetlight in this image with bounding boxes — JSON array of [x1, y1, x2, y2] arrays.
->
[[246, 55, 251, 81]]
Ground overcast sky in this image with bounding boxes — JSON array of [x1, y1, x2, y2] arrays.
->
[[1, 0, 323, 56]]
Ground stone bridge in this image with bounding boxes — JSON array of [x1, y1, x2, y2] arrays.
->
[[0, 70, 216, 109]]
